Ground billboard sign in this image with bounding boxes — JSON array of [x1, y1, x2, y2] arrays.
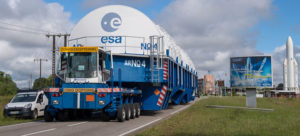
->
[[230, 56, 272, 88]]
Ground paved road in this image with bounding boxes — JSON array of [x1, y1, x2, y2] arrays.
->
[[0, 97, 205, 136]]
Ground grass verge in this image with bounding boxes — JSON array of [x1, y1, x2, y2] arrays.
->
[[137, 96, 300, 136], [0, 95, 32, 126]]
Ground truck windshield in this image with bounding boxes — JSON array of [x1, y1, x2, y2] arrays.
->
[[11, 93, 37, 103], [66, 52, 97, 78]]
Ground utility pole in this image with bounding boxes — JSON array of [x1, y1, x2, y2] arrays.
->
[[64, 33, 70, 47], [29, 73, 32, 89], [34, 58, 48, 79], [46, 33, 70, 87]]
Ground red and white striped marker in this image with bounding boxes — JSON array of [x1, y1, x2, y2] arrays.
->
[[44, 88, 59, 92], [61, 60, 67, 71], [157, 85, 167, 106], [97, 88, 123, 93], [163, 60, 168, 80]]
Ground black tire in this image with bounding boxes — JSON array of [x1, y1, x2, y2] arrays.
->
[[56, 110, 68, 121], [125, 104, 131, 120], [32, 109, 38, 120], [117, 106, 125, 122], [44, 110, 53, 122], [69, 110, 77, 120], [101, 113, 110, 122], [130, 104, 136, 119], [135, 103, 141, 118]]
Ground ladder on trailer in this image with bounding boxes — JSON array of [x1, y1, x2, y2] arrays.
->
[[150, 36, 164, 86]]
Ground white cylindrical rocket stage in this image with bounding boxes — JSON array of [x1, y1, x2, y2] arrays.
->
[[283, 36, 298, 92]]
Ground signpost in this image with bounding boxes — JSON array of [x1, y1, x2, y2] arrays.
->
[[230, 56, 272, 107]]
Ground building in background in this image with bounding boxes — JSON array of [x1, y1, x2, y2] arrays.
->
[[198, 78, 204, 95], [204, 75, 215, 94], [216, 80, 225, 95], [217, 80, 225, 87]]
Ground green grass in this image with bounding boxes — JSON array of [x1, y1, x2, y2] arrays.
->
[[0, 95, 32, 126], [137, 97, 300, 136]]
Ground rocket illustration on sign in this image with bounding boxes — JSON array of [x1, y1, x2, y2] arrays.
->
[[283, 36, 298, 91]]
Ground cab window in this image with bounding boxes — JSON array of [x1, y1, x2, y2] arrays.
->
[[37, 94, 43, 103]]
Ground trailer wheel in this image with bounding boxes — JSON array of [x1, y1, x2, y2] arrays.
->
[[56, 110, 68, 121], [125, 104, 131, 120], [135, 103, 141, 118], [101, 113, 110, 122], [117, 106, 125, 122], [130, 104, 136, 119], [44, 110, 53, 122]]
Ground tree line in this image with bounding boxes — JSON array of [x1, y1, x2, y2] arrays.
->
[[0, 71, 52, 96]]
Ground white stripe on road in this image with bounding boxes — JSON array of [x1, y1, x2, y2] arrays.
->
[[0, 122, 36, 129], [67, 121, 88, 127], [118, 118, 162, 136], [170, 104, 191, 115], [21, 128, 56, 136]]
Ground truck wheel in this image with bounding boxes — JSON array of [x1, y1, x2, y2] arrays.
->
[[44, 111, 53, 122], [135, 103, 141, 118], [56, 110, 68, 121], [125, 104, 131, 120], [117, 106, 125, 122], [101, 113, 110, 122], [130, 104, 136, 119], [56, 111, 64, 121], [32, 109, 38, 120]]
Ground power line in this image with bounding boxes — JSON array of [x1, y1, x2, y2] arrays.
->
[[0, 21, 55, 33], [0, 25, 45, 35]]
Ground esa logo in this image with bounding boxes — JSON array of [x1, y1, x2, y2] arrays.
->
[[101, 36, 122, 44], [101, 12, 122, 32]]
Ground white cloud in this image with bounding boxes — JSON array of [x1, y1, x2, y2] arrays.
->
[[82, 0, 152, 9], [0, 0, 74, 88], [274, 45, 286, 53], [156, 0, 273, 82], [0, 40, 17, 61]]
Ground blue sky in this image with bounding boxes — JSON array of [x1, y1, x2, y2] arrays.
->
[[44, 0, 172, 23], [45, 0, 300, 54], [256, 0, 300, 53]]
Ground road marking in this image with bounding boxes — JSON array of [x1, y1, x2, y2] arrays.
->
[[118, 118, 162, 136], [67, 121, 88, 127], [169, 97, 203, 115], [170, 104, 191, 115], [21, 128, 56, 136], [0, 122, 34, 129]]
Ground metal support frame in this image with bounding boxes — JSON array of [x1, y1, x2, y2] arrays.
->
[[150, 35, 164, 85]]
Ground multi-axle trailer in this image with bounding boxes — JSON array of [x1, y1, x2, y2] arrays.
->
[[44, 44, 198, 122]]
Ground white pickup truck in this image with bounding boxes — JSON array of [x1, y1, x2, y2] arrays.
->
[[3, 90, 48, 119]]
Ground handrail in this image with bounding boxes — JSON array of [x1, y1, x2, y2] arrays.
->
[[68, 35, 164, 56]]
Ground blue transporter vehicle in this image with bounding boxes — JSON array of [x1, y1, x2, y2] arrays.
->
[[44, 42, 198, 122], [44, 45, 199, 122]]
